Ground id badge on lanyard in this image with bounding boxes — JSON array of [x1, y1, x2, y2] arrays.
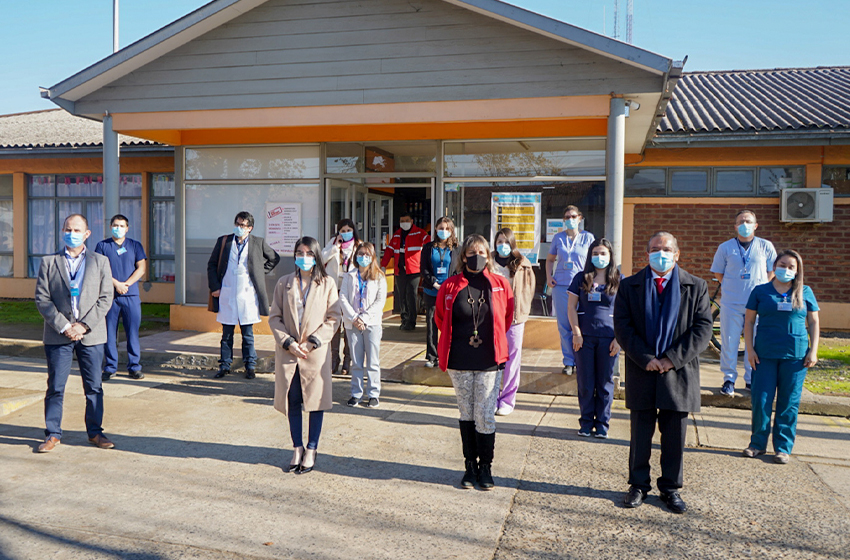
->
[[737, 240, 752, 280], [588, 291, 602, 302]]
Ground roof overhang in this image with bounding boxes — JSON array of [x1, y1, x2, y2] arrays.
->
[[651, 130, 850, 148]]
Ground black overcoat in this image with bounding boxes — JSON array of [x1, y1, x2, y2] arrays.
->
[[207, 234, 281, 316], [613, 266, 712, 412]]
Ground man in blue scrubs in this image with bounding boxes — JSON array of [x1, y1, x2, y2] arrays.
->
[[710, 209, 776, 396], [96, 214, 147, 381]]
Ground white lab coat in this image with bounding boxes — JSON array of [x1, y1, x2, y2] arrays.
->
[[216, 239, 261, 325]]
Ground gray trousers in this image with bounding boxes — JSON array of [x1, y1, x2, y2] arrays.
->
[[346, 324, 382, 400], [447, 369, 500, 434]]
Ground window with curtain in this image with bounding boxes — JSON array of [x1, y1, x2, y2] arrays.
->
[[0, 175, 12, 277], [150, 174, 176, 282]]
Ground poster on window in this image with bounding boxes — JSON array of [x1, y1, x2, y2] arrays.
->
[[265, 202, 301, 255], [490, 193, 541, 265]]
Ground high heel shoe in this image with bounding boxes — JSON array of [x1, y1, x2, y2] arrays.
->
[[297, 448, 317, 474], [288, 446, 304, 472]]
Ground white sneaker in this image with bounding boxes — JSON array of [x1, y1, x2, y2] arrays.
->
[[495, 405, 513, 416]]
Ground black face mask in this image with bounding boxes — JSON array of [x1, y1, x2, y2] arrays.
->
[[466, 254, 487, 273]]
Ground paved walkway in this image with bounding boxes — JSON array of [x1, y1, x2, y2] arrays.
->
[[0, 355, 848, 559]]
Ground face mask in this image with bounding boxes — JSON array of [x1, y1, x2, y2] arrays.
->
[[774, 267, 796, 283], [400, 222, 412, 231], [111, 226, 126, 239], [496, 243, 511, 257], [234, 226, 248, 238], [592, 255, 610, 269], [63, 231, 86, 249], [564, 218, 580, 230], [466, 254, 487, 273], [436, 229, 451, 240], [737, 223, 755, 238], [356, 255, 372, 268], [648, 251, 675, 273], [295, 256, 315, 271], [340, 231, 354, 242]]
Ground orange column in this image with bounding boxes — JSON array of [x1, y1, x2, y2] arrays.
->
[[805, 163, 821, 188]]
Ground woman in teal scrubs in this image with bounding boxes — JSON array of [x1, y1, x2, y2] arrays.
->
[[742, 249, 819, 464]]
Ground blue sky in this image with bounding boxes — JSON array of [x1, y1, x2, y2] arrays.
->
[[1, 0, 848, 115]]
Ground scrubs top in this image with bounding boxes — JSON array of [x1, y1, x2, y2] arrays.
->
[[710, 237, 776, 305], [746, 283, 818, 360], [424, 245, 453, 297], [95, 237, 147, 297], [567, 273, 617, 338], [549, 230, 595, 287]]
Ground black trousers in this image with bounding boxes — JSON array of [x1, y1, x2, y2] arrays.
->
[[628, 408, 688, 494], [395, 273, 420, 328], [422, 293, 438, 362]]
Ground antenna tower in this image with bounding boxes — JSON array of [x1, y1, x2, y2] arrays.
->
[[613, 0, 619, 39], [626, 0, 634, 43]]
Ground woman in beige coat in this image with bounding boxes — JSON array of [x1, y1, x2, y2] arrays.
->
[[269, 236, 341, 474]]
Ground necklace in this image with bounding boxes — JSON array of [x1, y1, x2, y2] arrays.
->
[[466, 285, 486, 348]]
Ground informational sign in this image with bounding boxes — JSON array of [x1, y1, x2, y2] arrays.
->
[[490, 193, 541, 265], [546, 219, 565, 242], [265, 202, 301, 255]]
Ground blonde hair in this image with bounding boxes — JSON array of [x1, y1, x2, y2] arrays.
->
[[355, 242, 384, 281], [434, 216, 459, 248], [454, 234, 494, 274]]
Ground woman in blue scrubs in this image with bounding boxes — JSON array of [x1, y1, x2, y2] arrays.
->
[[546, 205, 595, 375], [742, 249, 819, 464]]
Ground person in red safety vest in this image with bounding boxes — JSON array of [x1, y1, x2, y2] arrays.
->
[[380, 212, 430, 331]]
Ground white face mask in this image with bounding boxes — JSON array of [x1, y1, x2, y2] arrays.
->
[[400, 222, 412, 231]]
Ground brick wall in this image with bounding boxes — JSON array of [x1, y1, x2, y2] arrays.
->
[[630, 203, 849, 303]]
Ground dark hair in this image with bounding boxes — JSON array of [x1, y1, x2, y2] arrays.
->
[[493, 228, 523, 276], [434, 216, 459, 249], [234, 211, 254, 228], [454, 234, 493, 274], [736, 209, 757, 222], [399, 211, 412, 220], [293, 236, 328, 284], [63, 214, 89, 229], [110, 214, 129, 226], [580, 238, 619, 296], [563, 205, 582, 218], [775, 249, 805, 310], [335, 218, 361, 245]]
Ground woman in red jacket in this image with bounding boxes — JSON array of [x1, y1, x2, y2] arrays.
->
[[435, 234, 514, 491]]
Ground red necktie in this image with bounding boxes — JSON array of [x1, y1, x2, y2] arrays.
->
[[655, 277, 665, 295]]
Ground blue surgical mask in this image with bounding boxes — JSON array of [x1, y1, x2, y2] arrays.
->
[[340, 231, 354, 242], [774, 267, 796, 283], [592, 255, 610, 269], [737, 223, 755, 238], [496, 243, 511, 257], [111, 226, 126, 239], [356, 255, 372, 268], [295, 256, 315, 271], [565, 218, 580, 230], [648, 250, 675, 273], [234, 226, 248, 238], [63, 231, 86, 248], [436, 229, 451, 240]]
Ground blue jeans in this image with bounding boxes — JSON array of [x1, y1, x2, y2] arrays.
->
[[219, 323, 257, 369], [551, 285, 575, 366], [44, 342, 105, 440], [749, 357, 807, 454], [288, 368, 324, 450], [104, 295, 142, 374], [575, 335, 618, 434]]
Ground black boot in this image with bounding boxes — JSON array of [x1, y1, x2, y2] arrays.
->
[[476, 431, 496, 490], [459, 421, 478, 489]]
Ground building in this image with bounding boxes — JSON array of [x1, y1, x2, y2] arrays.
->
[[2, 0, 846, 335]]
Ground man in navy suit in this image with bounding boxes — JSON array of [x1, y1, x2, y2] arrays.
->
[[614, 232, 712, 513], [35, 214, 115, 453]]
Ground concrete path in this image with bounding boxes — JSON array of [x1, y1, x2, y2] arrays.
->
[[0, 356, 848, 559]]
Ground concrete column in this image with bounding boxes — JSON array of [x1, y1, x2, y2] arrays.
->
[[103, 113, 120, 236], [174, 147, 186, 305], [605, 97, 626, 264]]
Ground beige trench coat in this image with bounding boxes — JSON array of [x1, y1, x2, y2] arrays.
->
[[269, 272, 341, 415]]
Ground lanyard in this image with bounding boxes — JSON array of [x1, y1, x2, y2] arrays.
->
[[564, 232, 578, 254], [736, 239, 752, 270], [436, 246, 450, 266], [235, 238, 247, 262], [357, 270, 368, 311], [65, 252, 84, 282]]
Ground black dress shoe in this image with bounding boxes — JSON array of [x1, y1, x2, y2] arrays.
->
[[660, 491, 688, 514], [623, 486, 647, 508], [129, 371, 144, 380], [214, 368, 230, 378], [245, 368, 256, 379]]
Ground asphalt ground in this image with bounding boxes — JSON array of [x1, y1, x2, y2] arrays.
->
[[1, 357, 849, 560]]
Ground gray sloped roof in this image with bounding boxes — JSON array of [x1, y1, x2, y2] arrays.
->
[[659, 67, 850, 134], [0, 109, 161, 149]]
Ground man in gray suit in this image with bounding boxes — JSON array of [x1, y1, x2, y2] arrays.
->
[[35, 214, 115, 453]]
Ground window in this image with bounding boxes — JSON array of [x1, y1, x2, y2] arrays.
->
[[150, 174, 176, 282], [118, 175, 143, 239], [714, 168, 755, 194], [670, 169, 709, 194], [759, 167, 804, 195], [822, 166, 850, 196], [624, 168, 665, 196], [0, 175, 12, 277], [326, 142, 437, 174], [444, 139, 606, 178]]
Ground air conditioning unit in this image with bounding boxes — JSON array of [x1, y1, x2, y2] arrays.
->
[[780, 188, 833, 223]]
